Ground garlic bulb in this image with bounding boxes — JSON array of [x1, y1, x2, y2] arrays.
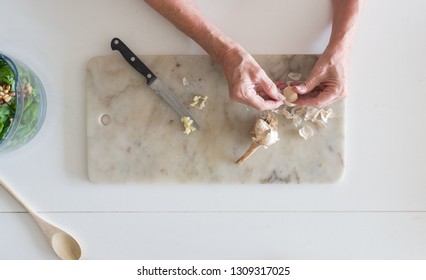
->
[[235, 111, 279, 165]]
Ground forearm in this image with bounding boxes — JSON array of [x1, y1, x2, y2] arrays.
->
[[326, 0, 364, 55], [144, 0, 239, 63]]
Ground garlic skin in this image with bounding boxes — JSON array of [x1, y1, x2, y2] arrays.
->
[[299, 124, 314, 140], [278, 105, 334, 140], [288, 72, 302, 81]]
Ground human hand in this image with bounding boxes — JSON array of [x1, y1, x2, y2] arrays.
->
[[292, 49, 350, 108], [220, 46, 284, 111]]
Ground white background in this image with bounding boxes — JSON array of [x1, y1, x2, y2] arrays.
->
[[1, 0, 425, 259]]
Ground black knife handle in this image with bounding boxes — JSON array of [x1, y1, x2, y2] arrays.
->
[[111, 37, 157, 85]]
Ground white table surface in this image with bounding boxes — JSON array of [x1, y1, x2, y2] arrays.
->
[[1, 0, 425, 260]]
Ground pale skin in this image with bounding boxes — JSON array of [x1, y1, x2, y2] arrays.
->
[[144, 0, 363, 110]]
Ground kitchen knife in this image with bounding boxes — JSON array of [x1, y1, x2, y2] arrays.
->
[[111, 37, 200, 130]]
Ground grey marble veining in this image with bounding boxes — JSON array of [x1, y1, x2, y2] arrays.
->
[[86, 55, 345, 184]]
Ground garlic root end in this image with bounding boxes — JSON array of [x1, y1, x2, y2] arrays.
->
[[235, 142, 262, 165]]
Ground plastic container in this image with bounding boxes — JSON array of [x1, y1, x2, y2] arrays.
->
[[0, 53, 47, 153]]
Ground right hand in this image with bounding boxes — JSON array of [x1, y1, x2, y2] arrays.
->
[[292, 49, 350, 108]]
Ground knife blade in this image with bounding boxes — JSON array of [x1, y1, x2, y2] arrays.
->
[[110, 37, 200, 130]]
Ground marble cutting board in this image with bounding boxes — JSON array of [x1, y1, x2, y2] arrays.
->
[[86, 54, 345, 184]]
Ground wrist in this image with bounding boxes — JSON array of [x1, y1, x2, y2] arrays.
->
[[323, 41, 351, 63], [212, 39, 243, 66]]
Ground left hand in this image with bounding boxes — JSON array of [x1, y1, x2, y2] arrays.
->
[[220, 46, 284, 111]]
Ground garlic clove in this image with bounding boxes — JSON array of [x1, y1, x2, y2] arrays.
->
[[282, 87, 298, 103]]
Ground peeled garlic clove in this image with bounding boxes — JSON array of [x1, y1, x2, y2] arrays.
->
[[284, 100, 297, 107], [299, 125, 314, 140], [282, 87, 298, 103]]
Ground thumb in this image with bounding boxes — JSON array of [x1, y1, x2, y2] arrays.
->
[[293, 76, 319, 95]]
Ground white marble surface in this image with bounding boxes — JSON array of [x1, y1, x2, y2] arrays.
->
[[86, 54, 344, 184], [1, 0, 426, 259]]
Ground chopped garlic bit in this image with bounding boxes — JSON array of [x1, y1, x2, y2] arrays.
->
[[181, 116, 197, 135], [288, 72, 302, 81], [299, 125, 314, 140], [189, 95, 208, 110], [182, 77, 190, 87]]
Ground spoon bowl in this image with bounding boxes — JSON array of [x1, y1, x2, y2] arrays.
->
[[1, 180, 82, 260], [52, 232, 82, 260]]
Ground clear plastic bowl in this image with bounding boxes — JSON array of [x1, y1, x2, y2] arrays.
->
[[0, 53, 47, 153]]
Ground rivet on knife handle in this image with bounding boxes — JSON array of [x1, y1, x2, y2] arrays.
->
[[111, 37, 157, 85]]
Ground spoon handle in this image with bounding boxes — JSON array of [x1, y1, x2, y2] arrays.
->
[[0, 179, 38, 217]]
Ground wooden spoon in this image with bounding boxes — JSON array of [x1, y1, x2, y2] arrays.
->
[[0, 180, 82, 260]]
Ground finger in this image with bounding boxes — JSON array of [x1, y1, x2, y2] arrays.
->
[[293, 75, 320, 95], [260, 99, 285, 111], [296, 88, 338, 108], [274, 81, 287, 90], [246, 90, 283, 111], [258, 74, 284, 101]]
